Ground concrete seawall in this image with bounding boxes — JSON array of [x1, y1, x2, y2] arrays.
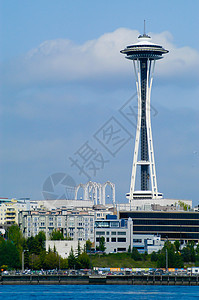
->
[[0, 275, 199, 285]]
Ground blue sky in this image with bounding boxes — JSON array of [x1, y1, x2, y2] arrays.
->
[[0, 0, 199, 206]]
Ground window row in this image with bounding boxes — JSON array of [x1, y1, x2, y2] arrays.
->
[[96, 237, 126, 243], [96, 231, 126, 236]]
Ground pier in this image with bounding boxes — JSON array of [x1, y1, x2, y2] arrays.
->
[[0, 274, 199, 285]]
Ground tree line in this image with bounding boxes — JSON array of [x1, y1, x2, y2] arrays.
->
[[0, 225, 90, 270], [130, 240, 199, 268], [96, 237, 199, 268], [1, 225, 199, 270]]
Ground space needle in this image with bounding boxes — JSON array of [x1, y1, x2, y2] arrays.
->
[[120, 24, 168, 204]]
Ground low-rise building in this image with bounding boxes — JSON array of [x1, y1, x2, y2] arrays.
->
[[95, 215, 133, 254], [132, 234, 164, 254], [46, 240, 86, 258]]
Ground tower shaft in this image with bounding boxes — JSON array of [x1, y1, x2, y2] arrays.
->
[[129, 58, 157, 200], [140, 58, 149, 191]]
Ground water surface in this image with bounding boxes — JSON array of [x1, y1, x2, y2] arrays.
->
[[0, 285, 198, 300]]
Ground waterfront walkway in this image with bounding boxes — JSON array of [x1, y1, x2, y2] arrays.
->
[[1, 274, 199, 285]]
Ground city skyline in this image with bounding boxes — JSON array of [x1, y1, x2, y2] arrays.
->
[[0, 1, 198, 205]]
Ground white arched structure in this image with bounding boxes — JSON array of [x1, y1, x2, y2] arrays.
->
[[102, 181, 115, 206], [85, 181, 96, 204], [75, 183, 86, 200], [75, 181, 115, 206]]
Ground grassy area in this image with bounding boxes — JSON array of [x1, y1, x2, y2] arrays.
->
[[89, 253, 157, 268]]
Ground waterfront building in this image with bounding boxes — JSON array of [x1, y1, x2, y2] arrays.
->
[[120, 211, 199, 241]]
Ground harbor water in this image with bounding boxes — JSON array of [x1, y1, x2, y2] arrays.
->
[[0, 285, 199, 300]]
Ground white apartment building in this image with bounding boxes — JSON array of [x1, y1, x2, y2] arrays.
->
[[66, 212, 94, 242], [18, 208, 95, 242], [95, 216, 133, 254], [18, 210, 67, 239]]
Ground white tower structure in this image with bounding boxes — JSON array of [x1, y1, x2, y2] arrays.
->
[[120, 27, 168, 204]]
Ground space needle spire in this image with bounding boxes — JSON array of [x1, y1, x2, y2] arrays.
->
[[120, 27, 168, 203]]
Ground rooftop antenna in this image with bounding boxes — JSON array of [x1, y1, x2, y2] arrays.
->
[[138, 20, 150, 38]]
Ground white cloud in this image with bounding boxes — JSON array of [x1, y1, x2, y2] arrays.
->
[[1, 28, 199, 89]]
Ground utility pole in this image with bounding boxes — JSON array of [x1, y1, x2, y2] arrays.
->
[[166, 248, 168, 270], [22, 251, 24, 273], [166, 236, 168, 270]]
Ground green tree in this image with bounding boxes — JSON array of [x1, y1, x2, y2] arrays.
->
[[77, 252, 91, 269], [174, 240, 180, 252], [68, 247, 77, 269], [65, 235, 73, 241], [43, 252, 59, 270], [181, 241, 196, 263], [39, 250, 47, 269], [157, 241, 183, 268], [60, 257, 68, 269], [24, 250, 30, 269], [195, 244, 199, 262], [151, 251, 158, 262], [131, 247, 142, 261], [7, 225, 24, 253], [27, 232, 46, 255], [0, 240, 20, 269], [27, 236, 40, 255], [31, 254, 42, 270], [77, 240, 81, 257], [86, 240, 92, 253], [178, 201, 191, 211], [35, 231, 46, 252], [99, 236, 106, 252], [29, 253, 38, 270], [142, 251, 148, 261], [128, 245, 131, 253], [50, 229, 64, 241]]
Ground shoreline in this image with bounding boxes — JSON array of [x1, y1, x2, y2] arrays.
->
[[0, 275, 199, 286]]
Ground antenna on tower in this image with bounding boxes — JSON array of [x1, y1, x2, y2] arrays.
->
[[138, 20, 150, 39]]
